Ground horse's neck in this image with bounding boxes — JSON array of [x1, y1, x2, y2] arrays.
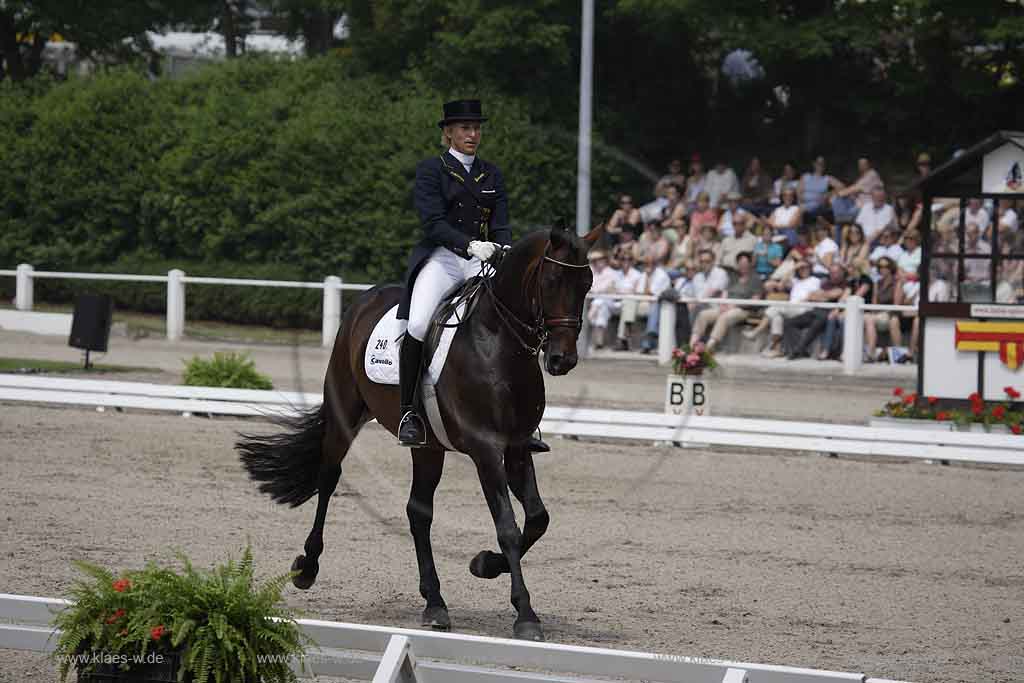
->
[[490, 245, 540, 321]]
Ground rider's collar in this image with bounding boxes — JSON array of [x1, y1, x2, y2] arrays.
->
[[447, 147, 475, 173]]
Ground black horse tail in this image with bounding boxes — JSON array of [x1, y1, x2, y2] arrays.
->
[[237, 404, 325, 508]]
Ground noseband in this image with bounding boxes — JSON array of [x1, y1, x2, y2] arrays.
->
[[484, 245, 590, 356]]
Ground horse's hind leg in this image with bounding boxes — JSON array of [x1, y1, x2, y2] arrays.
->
[[470, 448, 549, 580], [407, 447, 450, 630], [293, 389, 366, 590]]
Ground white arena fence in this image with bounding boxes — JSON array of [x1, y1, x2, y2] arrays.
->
[[0, 593, 913, 682], [1, 265, 914, 374], [0, 375, 1019, 467]]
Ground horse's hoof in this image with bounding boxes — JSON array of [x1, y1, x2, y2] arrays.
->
[[513, 620, 545, 641], [469, 550, 506, 579], [290, 555, 318, 590], [421, 605, 451, 631]]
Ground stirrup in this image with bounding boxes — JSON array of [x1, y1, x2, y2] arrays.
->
[[398, 410, 427, 446]]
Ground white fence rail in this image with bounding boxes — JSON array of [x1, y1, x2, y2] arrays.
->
[[2, 265, 914, 373], [0, 375, 1018, 467], [0, 593, 913, 682]]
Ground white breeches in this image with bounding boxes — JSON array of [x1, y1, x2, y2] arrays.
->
[[408, 247, 484, 341], [587, 297, 621, 328]]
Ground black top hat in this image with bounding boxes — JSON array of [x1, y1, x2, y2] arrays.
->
[[438, 99, 487, 128]]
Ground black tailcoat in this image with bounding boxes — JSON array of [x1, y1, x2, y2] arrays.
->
[[397, 151, 511, 319]]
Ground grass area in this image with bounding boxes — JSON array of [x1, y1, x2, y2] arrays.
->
[[0, 357, 162, 374], [0, 302, 322, 346]]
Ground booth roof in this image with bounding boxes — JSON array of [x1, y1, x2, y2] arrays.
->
[[911, 130, 1024, 193]]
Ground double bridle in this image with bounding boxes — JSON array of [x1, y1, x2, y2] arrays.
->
[[483, 245, 591, 356]]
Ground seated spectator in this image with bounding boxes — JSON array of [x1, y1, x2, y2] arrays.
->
[[864, 256, 897, 362], [613, 226, 640, 263], [838, 222, 870, 271], [654, 158, 687, 199], [682, 248, 730, 335], [810, 219, 839, 277], [660, 184, 688, 235], [606, 194, 642, 245], [612, 251, 644, 350], [798, 156, 844, 222], [892, 263, 920, 363], [745, 259, 821, 358], [783, 263, 848, 359], [718, 191, 751, 238], [897, 230, 922, 279], [965, 198, 991, 236], [770, 162, 800, 207], [692, 222, 722, 266], [997, 239, 1023, 303], [637, 255, 674, 354], [740, 156, 774, 216], [719, 213, 758, 272], [636, 221, 670, 266], [690, 252, 763, 353], [753, 223, 786, 280], [684, 154, 706, 213], [688, 192, 718, 239], [585, 251, 622, 350], [962, 222, 992, 302], [768, 186, 802, 245], [894, 192, 918, 231], [868, 228, 904, 281], [819, 261, 873, 361], [705, 160, 740, 210], [855, 187, 896, 244], [997, 198, 1019, 233], [830, 157, 883, 223]]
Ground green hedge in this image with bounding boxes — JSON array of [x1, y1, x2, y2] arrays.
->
[[0, 58, 625, 326]]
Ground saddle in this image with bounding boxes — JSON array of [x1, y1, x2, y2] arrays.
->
[[421, 276, 486, 371]]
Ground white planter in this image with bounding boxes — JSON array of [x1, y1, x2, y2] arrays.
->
[[958, 423, 1011, 434], [665, 374, 710, 416], [869, 417, 954, 432]]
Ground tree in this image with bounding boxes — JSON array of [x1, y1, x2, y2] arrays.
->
[[267, 0, 347, 56]]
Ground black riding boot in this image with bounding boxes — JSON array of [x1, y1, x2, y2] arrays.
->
[[398, 336, 427, 446]]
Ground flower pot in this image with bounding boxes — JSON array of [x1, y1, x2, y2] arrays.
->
[[957, 423, 1011, 434], [77, 651, 183, 683], [868, 417, 954, 432]]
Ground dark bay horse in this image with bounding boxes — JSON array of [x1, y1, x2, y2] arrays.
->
[[238, 222, 599, 640]]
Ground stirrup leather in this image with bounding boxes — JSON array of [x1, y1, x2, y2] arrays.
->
[[398, 409, 426, 446]]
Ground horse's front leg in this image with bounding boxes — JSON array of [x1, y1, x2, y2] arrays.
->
[[473, 447, 543, 641], [407, 447, 450, 630], [470, 447, 549, 580]]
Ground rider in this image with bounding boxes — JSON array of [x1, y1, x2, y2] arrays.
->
[[397, 99, 549, 452]]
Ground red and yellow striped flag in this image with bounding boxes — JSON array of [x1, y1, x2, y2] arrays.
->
[[955, 321, 1024, 370]]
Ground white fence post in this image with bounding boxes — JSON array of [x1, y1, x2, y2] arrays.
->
[[843, 295, 864, 376], [167, 269, 185, 341], [323, 275, 342, 348], [657, 299, 676, 366], [15, 264, 33, 311]]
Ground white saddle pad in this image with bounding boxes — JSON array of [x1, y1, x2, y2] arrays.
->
[[364, 303, 465, 387]]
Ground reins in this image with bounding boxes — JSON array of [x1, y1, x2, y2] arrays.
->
[[481, 242, 590, 356]]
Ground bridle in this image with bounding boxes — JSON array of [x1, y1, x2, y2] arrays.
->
[[483, 243, 591, 357]]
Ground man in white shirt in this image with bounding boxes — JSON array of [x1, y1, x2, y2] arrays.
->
[[745, 260, 821, 357], [705, 161, 740, 209], [585, 251, 623, 350], [717, 191, 751, 238], [997, 199, 1018, 233], [964, 198, 990, 236], [855, 188, 896, 244], [719, 213, 759, 271], [613, 252, 645, 351], [637, 257, 673, 354]]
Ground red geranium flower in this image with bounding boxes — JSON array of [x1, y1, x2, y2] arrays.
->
[[903, 392, 918, 405], [893, 387, 904, 397], [1005, 386, 1021, 400], [1012, 424, 1022, 435], [935, 411, 951, 421], [151, 625, 166, 641], [969, 392, 981, 404], [993, 405, 1006, 420], [927, 396, 939, 405], [105, 609, 126, 624], [972, 404, 983, 416], [112, 579, 131, 593]]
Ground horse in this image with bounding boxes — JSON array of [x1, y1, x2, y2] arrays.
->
[[238, 220, 600, 641]]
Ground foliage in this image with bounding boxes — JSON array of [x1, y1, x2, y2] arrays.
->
[[183, 352, 274, 390], [671, 340, 718, 375], [876, 386, 1023, 434], [52, 545, 308, 683]]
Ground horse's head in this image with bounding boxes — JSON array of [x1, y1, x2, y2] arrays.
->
[[535, 218, 603, 375]]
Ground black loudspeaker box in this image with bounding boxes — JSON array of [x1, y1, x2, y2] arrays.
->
[[69, 294, 114, 352]]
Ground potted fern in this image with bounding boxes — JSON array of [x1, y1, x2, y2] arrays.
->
[[51, 546, 308, 683]]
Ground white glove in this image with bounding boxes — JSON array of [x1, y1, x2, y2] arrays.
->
[[468, 241, 498, 262]]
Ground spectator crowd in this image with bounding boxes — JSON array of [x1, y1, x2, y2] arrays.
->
[[587, 152, 1024, 364]]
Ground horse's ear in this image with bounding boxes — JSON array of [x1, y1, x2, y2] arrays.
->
[[583, 222, 606, 249], [552, 216, 569, 233]]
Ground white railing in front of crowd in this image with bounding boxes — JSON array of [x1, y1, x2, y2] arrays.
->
[[2, 265, 914, 373]]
